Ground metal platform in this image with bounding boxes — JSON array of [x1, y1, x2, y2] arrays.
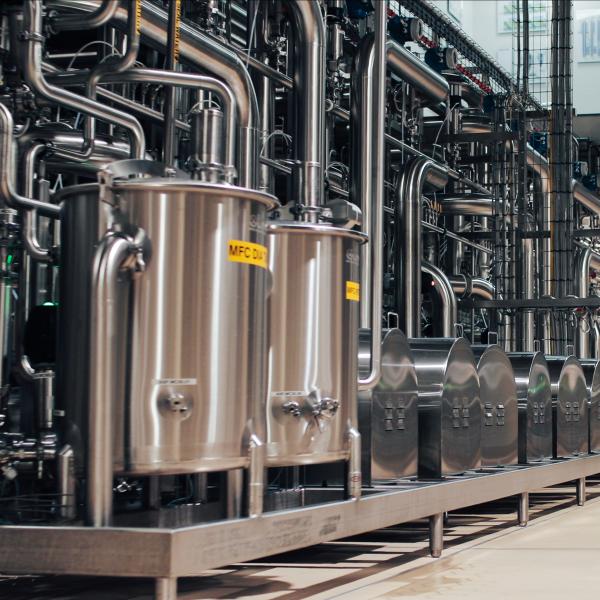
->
[[1, 454, 600, 599]]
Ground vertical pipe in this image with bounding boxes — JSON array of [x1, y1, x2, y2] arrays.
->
[[287, 1, 326, 212], [357, 0, 386, 391], [423, 262, 457, 337], [58, 445, 76, 520], [163, 0, 182, 166], [87, 234, 134, 527], [155, 578, 178, 600], [396, 159, 448, 337]]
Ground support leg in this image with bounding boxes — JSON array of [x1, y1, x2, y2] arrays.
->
[[226, 469, 243, 518], [347, 426, 362, 499], [518, 491, 529, 527], [247, 433, 265, 518], [155, 577, 177, 600], [576, 477, 586, 506], [429, 513, 444, 558]]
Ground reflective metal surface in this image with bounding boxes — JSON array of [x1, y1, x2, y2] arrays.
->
[[507, 353, 553, 463], [266, 222, 365, 466], [408, 337, 481, 478], [579, 359, 600, 452], [60, 179, 277, 475], [545, 356, 589, 458], [358, 329, 418, 483], [56, 183, 109, 475], [471, 345, 518, 466]]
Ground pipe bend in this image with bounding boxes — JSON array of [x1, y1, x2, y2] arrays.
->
[[423, 262, 457, 337], [50, 0, 120, 31], [0, 104, 60, 217]]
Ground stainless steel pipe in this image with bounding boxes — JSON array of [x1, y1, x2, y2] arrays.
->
[[396, 158, 448, 337], [423, 262, 457, 337], [20, 1, 145, 160]]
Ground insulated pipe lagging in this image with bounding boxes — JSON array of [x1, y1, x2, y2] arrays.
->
[[20, 1, 145, 160]]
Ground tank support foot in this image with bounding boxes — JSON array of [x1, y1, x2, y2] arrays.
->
[[576, 477, 586, 506], [155, 577, 177, 600], [429, 513, 444, 558], [347, 426, 362, 499], [518, 492, 529, 526], [247, 433, 265, 518]]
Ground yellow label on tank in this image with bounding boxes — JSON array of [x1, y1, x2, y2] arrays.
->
[[346, 281, 360, 302], [228, 240, 268, 269]]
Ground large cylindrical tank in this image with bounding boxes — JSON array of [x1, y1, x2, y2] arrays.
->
[[471, 345, 518, 467], [57, 179, 277, 475], [408, 337, 481, 478], [545, 356, 588, 458], [358, 328, 418, 483], [507, 352, 553, 464], [265, 222, 365, 466], [56, 183, 108, 475], [581, 359, 600, 453]]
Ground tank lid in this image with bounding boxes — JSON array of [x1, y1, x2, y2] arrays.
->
[[267, 220, 367, 242], [111, 179, 279, 209]]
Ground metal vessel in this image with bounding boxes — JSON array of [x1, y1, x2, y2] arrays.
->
[[56, 183, 108, 475], [358, 328, 419, 483], [60, 175, 277, 475], [408, 337, 481, 478], [266, 222, 365, 467], [507, 353, 553, 463], [471, 345, 518, 467], [546, 356, 589, 458], [579, 359, 600, 453]]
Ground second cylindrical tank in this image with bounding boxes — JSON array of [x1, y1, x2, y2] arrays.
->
[[265, 222, 365, 466]]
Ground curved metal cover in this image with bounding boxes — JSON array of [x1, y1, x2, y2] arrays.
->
[[546, 356, 589, 458], [579, 359, 600, 453], [507, 352, 553, 463], [409, 337, 481, 478], [471, 345, 518, 466], [358, 329, 418, 482]]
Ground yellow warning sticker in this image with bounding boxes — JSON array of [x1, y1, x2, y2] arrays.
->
[[228, 240, 268, 269], [346, 281, 360, 302]]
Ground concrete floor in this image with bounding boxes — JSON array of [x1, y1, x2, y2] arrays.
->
[[2, 482, 600, 599]]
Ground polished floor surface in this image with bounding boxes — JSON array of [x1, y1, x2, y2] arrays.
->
[[2, 481, 600, 599]]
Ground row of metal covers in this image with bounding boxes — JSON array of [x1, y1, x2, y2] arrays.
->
[[362, 333, 599, 482]]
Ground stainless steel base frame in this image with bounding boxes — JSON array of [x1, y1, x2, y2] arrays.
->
[[1, 455, 600, 599]]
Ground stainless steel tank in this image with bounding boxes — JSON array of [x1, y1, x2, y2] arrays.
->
[[545, 356, 588, 458], [358, 328, 418, 483], [58, 178, 277, 475], [471, 345, 518, 467], [580, 359, 600, 453], [265, 222, 365, 467], [408, 338, 481, 478], [507, 353, 553, 464], [56, 183, 108, 475]]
